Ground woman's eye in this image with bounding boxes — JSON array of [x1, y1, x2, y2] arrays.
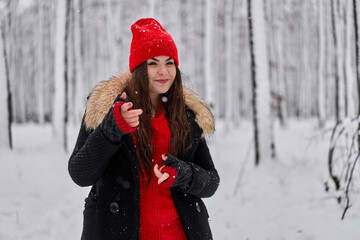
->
[[147, 62, 157, 65], [166, 62, 174, 65]]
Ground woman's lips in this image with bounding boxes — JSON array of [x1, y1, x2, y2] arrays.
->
[[156, 79, 168, 84]]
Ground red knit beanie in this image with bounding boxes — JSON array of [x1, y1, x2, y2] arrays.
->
[[129, 18, 179, 72]]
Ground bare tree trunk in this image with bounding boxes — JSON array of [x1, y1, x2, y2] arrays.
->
[[353, 0, 360, 151], [204, 0, 216, 115], [225, 0, 234, 129], [345, 0, 355, 118], [192, 0, 205, 97], [179, 0, 189, 80], [68, 0, 76, 124], [0, 25, 12, 149], [268, 0, 287, 127], [317, 0, 326, 128], [54, 0, 70, 151], [64, 0, 71, 151], [36, 0, 45, 124], [247, 0, 275, 165], [74, 0, 85, 122], [342, 1, 349, 118], [300, 1, 309, 117], [186, 0, 195, 90], [247, 0, 260, 164], [0, 1, 14, 149], [331, 0, 341, 123]]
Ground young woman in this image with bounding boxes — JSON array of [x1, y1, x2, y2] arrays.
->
[[68, 18, 219, 240]]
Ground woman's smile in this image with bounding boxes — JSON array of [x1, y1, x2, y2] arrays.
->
[[156, 79, 169, 84]]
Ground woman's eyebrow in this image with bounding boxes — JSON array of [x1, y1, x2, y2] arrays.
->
[[150, 57, 173, 62]]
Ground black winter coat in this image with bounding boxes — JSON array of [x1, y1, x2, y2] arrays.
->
[[68, 72, 220, 240]]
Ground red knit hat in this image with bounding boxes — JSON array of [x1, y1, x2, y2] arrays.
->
[[129, 18, 179, 72]]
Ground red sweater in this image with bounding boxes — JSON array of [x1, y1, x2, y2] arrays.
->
[[132, 109, 187, 240]]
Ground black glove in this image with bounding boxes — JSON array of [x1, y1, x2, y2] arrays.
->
[[160, 154, 193, 189], [99, 93, 128, 143]]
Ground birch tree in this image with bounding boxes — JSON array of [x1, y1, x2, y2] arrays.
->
[[247, 0, 275, 165], [204, 0, 216, 115], [53, 0, 70, 151], [73, 0, 85, 123], [354, 0, 360, 151], [331, 0, 345, 123], [265, 0, 287, 126], [225, 0, 234, 128], [344, 0, 356, 118], [317, 0, 326, 128], [0, 0, 14, 149], [0, 24, 11, 149], [36, 0, 45, 124]]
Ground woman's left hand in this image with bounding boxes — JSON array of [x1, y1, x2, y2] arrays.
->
[[154, 163, 169, 184], [153, 154, 193, 188]]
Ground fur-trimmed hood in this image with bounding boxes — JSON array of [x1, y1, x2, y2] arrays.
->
[[84, 71, 215, 138]]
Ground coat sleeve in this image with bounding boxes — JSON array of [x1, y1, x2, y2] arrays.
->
[[182, 138, 220, 198], [68, 116, 123, 187]]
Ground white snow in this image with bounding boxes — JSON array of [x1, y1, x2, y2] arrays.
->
[[0, 119, 359, 240]]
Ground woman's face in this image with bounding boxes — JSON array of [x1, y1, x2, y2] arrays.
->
[[146, 56, 176, 99]]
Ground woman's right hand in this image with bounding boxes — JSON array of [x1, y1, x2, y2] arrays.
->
[[118, 92, 143, 128]]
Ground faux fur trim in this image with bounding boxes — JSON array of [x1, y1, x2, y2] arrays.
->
[[84, 71, 215, 137], [183, 88, 215, 138]]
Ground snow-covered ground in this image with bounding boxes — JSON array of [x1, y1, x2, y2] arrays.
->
[[0, 119, 359, 240]]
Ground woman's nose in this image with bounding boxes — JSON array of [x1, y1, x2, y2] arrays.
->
[[158, 65, 167, 75]]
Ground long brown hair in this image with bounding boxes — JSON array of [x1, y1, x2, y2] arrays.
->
[[125, 62, 191, 186]]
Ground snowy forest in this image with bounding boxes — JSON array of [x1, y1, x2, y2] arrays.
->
[[1, 0, 360, 239]]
